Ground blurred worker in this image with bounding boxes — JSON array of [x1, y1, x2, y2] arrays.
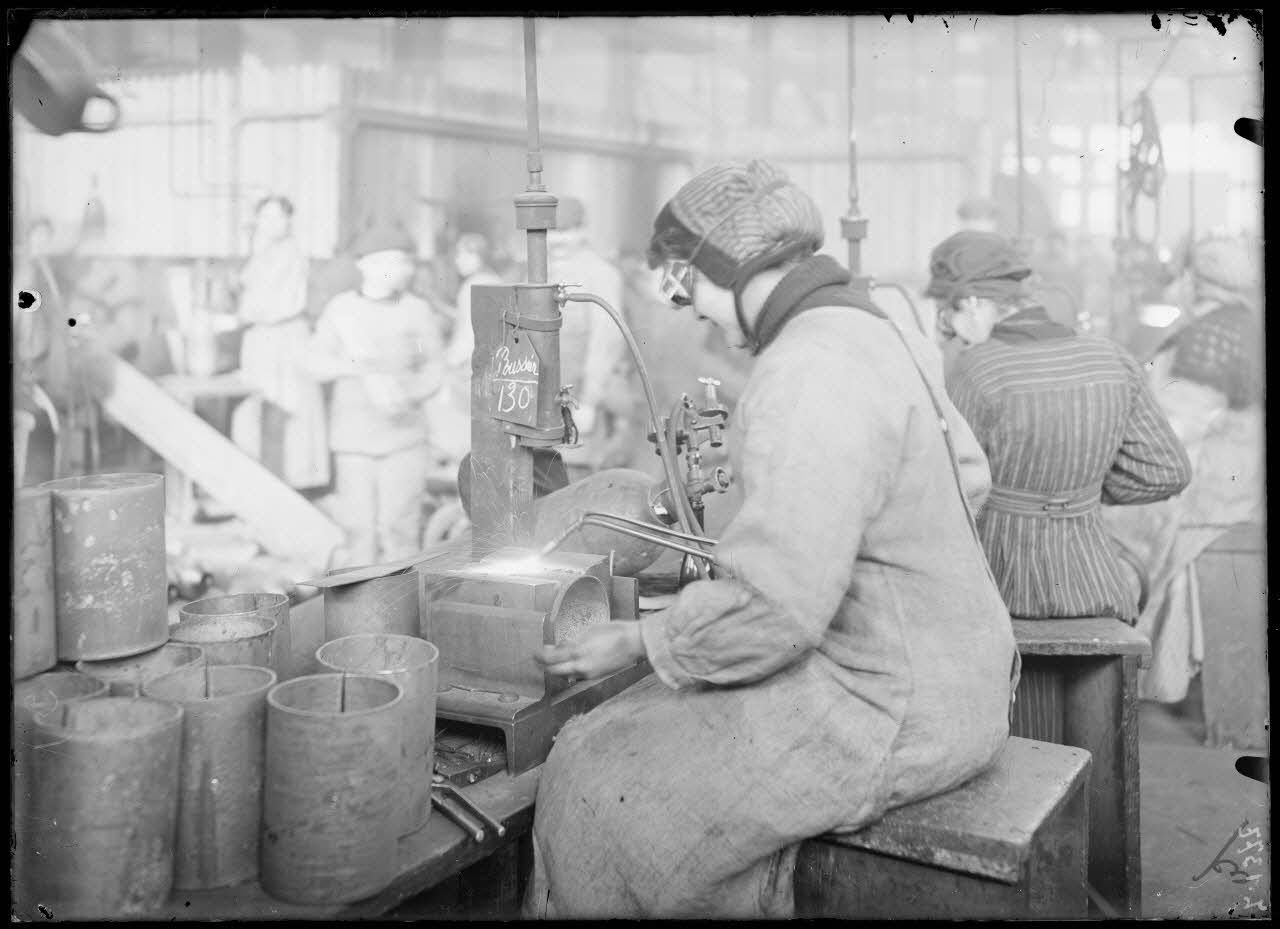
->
[[306, 224, 446, 567], [928, 230, 1191, 624], [547, 196, 630, 472], [229, 195, 330, 489], [956, 196, 1001, 234], [1104, 234, 1264, 702], [429, 231, 507, 466], [525, 160, 1017, 919]]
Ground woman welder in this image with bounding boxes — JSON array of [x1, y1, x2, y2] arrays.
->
[[523, 160, 1019, 919], [927, 230, 1192, 624]]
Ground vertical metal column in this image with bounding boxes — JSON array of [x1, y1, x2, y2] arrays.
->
[[468, 17, 559, 557], [840, 17, 870, 279], [1013, 17, 1026, 239]]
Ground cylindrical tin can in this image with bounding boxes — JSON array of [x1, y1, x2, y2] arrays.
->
[[144, 664, 276, 890], [41, 473, 168, 660], [261, 673, 402, 904], [180, 592, 293, 680], [323, 567, 420, 641], [169, 614, 276, 669], [316, 634, 439, 836], [26, 697, 184, 919], [13, 671, 110, 916], [76, 642, 206, 696], [14, 487, 58, 679]]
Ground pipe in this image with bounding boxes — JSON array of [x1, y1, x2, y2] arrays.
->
[[1013, 17, 1026, 238], [523, 19, 545, 191], [576, 511, 718, 547], [871, 280, 928, 336], [540, 513, 722, 568], [558, 290, 700, 540]]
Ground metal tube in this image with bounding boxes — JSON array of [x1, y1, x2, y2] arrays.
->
[[579, 511, 718, 547], [523, 19, 544, 190], [1013, 17, 1026, 237], [560, 291, 698, 538], [846, 17, 860, 273], [541, 514, 721, 566]]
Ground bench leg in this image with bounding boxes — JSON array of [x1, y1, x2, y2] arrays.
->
[[1063, 655, 1142, 917]]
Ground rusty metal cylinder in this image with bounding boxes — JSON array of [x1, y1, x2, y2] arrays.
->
[[169, 614, 276, 669], [180, 592, 294, 679], [144, 664, 276, 890], [14, 486, 58, 679], [261, 673, 403, 904], [316, 634, 439, 836], [13, 671, 110, 917], [26, 697, 184, 919], [41, 473, 168, 660], [323, 567, 420, 641], [76, 642, 206, 696]]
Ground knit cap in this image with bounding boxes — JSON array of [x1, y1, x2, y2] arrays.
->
[[351, 223, 416, 259], [924, 230, 1032, 305], [646, 160, 825, 290]]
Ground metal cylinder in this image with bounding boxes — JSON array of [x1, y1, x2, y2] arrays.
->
[[144, 664, 276, 890], [323, 567, 420, 641], [14, 486, 58, 679], [169, 614, 277, 669], [13, 671, 110, 917], [261, 673, 403, 904], [26, 697, 184, 919], [76, 642, 206, 696], [549, 574, 610, 645], [315, 634, 439, 837], [180, 592, 294, 680], [41, 473, 167, 660]]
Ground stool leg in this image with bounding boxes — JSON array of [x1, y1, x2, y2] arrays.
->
[[1063, 655, 1141, 917]]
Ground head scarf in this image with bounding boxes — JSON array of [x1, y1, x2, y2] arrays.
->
[[924, 230, 1032, 306], [645, 160, 825, 344], [1189, 236, 1262, 310]]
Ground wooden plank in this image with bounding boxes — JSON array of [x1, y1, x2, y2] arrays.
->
[[1062, 655, 1142, 917], [822, 738, 1091, 884], [1197, 539, 1268, 750], [91, 343, 344, 569], [1013, 618, 1152, 665], [152, 766, 541, 920]]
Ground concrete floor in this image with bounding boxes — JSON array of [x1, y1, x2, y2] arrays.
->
[[1138, 692, 1271, 920]]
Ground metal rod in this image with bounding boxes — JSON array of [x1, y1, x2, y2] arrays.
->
[[541, 514, 721, 566], [523, 19, 544, 191], [846, 16, 860, 273], [1013, 17, 1026, 238], [579, 511, 718, 547]]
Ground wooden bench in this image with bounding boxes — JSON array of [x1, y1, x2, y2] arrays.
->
[[796, 737, 1092, 919], [1010, 617, 1151, 917], [1193, 522, 1267, 751]]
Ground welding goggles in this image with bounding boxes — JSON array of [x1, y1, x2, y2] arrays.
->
[[659, 260, 697, 308]]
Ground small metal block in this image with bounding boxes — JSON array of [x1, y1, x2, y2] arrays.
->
[[515, 192, 559, 231]]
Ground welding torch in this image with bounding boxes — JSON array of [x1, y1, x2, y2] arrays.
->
[[539, 511, 723, 572]]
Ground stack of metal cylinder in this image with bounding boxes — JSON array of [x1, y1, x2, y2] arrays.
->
[[13, 472, 446, 916]]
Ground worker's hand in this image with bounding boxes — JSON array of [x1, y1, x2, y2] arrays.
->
[[535, 621, 645, 681]]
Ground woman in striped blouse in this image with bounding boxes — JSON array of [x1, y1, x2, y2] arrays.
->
[[929, 230, 1193, 623]]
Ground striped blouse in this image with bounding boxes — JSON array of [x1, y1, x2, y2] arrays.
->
[[947, 307, 1193, 622]]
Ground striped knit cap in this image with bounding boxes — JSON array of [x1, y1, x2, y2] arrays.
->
[[646, 160, 825, 289], [925, 230, 1032, 305]]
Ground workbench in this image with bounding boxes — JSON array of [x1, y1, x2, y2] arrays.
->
[[147, 764, 541, 920]]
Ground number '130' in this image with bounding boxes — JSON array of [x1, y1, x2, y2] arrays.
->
[[498, 381, 535, 413]]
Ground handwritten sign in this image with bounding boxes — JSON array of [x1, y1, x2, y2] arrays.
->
[[487, 342, 541, 428]]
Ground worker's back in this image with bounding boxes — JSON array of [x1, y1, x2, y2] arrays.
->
[[947, 310, 1192, 623]]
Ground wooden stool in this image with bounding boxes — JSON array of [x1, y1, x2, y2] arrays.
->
[[1194, 522, 1267, 750], [1010, 617, 1151, 917], [795, 737, 1091, 919]]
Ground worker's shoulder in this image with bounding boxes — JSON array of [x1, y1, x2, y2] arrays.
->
[[955, 332, 1131, 386], [758, 307, 905, 385]]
